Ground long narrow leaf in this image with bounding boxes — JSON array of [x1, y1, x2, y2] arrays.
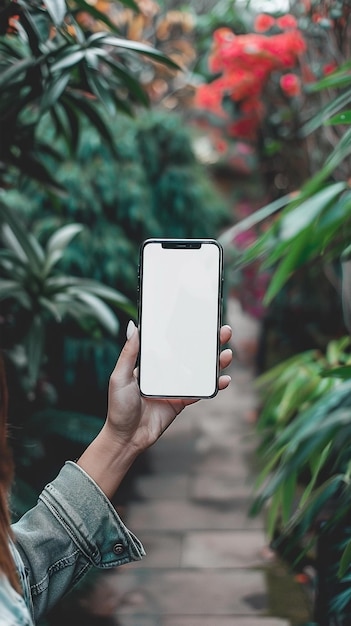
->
[[98, 35, 180, 69], [69, 289, 119, 335], [40, 72, 71, 113], [0, 201, 43, 274], [62, 92, 117, 156], [45, 223, 84, 272], [219, 192, 293, 248], [43, 0, 67, 26], [0, 57, 35, 89], [301, 89, 351, 136]]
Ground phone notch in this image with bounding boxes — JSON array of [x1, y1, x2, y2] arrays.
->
[[161, 241, 202, 250]]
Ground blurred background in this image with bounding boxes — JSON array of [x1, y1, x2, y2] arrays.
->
[[2, 1, 351, 624]]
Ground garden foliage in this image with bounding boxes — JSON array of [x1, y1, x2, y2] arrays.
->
[[211, 2, 351, 622], [0, 0, 228, 521], [193, 0, 351, 621]]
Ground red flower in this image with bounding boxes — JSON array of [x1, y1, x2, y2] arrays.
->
[[276, 14, 298, 30], [195, 83, 224, 116], [280, 73, 301, 97], [323, 62, 338, 75], [254, 14, 276, 33], [266, 31, 306, 67], [212, 27, 236, 46]]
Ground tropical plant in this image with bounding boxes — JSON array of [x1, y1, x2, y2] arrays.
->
[[4, 109, 229, 414], [217, 2, 351, 622], [0, 198, 133, 390], [0, 0, 178, 189]]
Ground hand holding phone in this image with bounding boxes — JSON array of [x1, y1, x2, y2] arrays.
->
[[138, 239, 223, 399]]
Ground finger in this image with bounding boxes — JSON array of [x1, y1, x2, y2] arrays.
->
[[218, 374, 231, 390], [112, 320, 139, 386], [220, 325, 232, 345], [219, 348, 232, 370]]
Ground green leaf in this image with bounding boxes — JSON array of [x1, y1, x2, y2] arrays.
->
[[264, 227, 312, 303], [114, 0, 139, 9], [299, 443, 332, 508], [0, 279, 30, 305], [0, 202, 43, 274], [278, 182, 348, 241], [45, 223, 84, 273], [0, 57, 35, 90], [276, 380, 351, 449], [301, 89, 351, 136], [281, 470, 297, 526], [50, 49, 86, 73], [339, 539, 351, 578], [54, 99, 80, 153], [326, 111, 351, 126], [25, 315, 45, 388], [85, 69, 117, 116], [73, 278, 130, 303], [98, 35, 180, 69], [306, 71, 351, 94], [321, 366, 351, 380], [266, 489, 281, 539], [38, 296, 63, 322], [68, 289, 119, 335], [43, 0, 67, 26], [101, 57, 149, 107], [287, 476, 344, 536], [9, 152, 66, 193], [219, 192, 293, 248], [40, 73, 71, 113], [62, 92, 117, 156]]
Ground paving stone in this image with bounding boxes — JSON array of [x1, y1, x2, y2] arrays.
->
[[118, 618, 290, 626], [115, 300, 311, 624], [163, 618, 290, 626], [128, 532, 182, 568], [116, 569, 268, 616], [194, 451, 258, 482], [180, 530, 267, 568], [191, 473, 256, 502], [127, 499, 261, 532], [148, 434, 197, 474], [117, 617, 160, 626], [135, 474, 190, 501]]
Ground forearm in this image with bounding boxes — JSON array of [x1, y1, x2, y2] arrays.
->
[[76, 424, 140, 500]]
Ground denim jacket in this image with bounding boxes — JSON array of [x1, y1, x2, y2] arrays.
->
[[6, 461, 145, 624]]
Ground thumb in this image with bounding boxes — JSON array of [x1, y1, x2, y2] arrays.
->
[[113, 320, 139, 385]]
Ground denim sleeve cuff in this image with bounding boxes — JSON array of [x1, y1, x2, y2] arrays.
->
[[39, 461, 145, 568]]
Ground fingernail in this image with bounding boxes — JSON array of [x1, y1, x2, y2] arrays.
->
[[126, 320, 136, 340]]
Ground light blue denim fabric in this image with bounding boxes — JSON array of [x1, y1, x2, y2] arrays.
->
[[0, 573, 33, 626], [10, 461, 145, 623]]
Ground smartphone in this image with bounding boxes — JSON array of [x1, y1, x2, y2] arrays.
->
[[138, 238, 223, 399]]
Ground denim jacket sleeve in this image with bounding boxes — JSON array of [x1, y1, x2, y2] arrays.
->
[[11, 461, 145, 622]]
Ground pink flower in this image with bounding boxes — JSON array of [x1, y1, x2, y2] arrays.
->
[[280, 73, 301, 97]]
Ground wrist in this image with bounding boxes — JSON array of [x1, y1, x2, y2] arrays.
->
[[76, 424, 140, 500]]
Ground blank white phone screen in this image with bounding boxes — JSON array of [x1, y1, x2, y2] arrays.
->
[[139, 240, 222, 398]]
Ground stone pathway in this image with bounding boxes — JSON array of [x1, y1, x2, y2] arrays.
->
[[108, 301, 310, 626]]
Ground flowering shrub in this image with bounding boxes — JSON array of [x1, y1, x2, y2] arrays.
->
[[195, 14, 306, 141]]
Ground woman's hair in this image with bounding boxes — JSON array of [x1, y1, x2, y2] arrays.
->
[[0, 356, 21, 592]]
